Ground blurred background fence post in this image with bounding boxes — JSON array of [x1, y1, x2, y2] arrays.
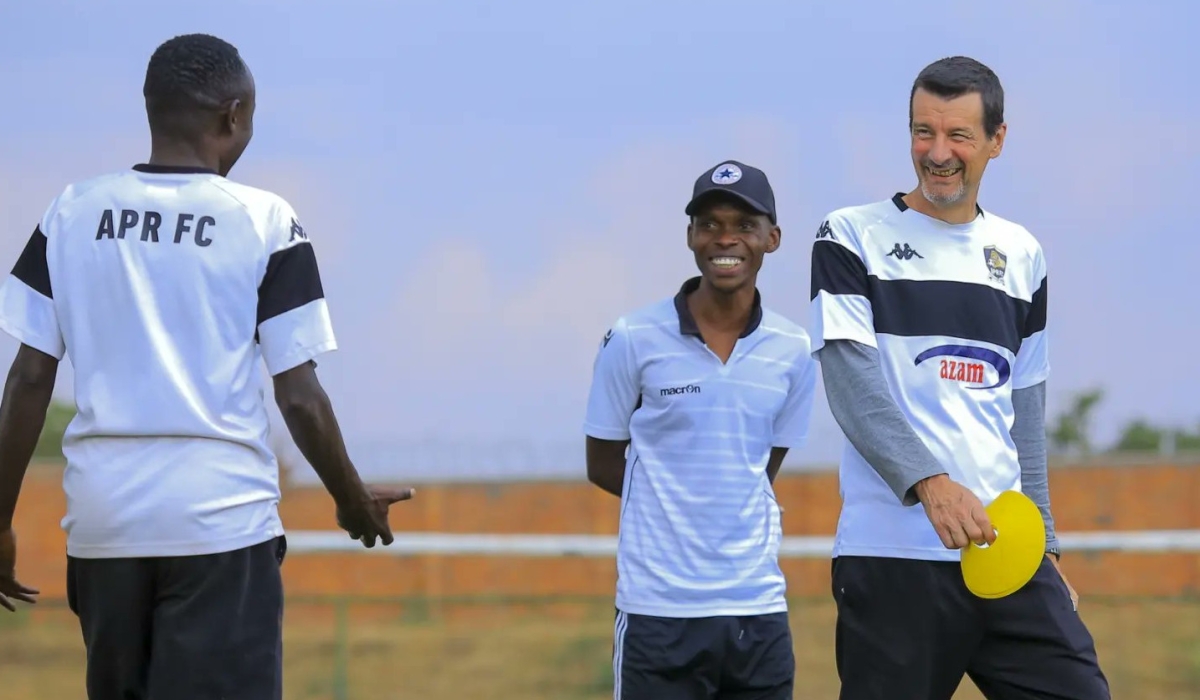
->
[[333, 597, 349, 700]]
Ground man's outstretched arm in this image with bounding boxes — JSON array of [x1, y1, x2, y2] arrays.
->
[[273, 361, 368, 509], [0, 345, 59, 531], [273, 361, 412, 547], [258, 203, 412, 548]]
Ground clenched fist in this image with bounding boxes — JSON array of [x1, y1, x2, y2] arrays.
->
[[913, 474, 996, 550]]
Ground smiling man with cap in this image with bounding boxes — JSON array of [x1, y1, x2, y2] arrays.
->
[[583, 159, 818, 699]]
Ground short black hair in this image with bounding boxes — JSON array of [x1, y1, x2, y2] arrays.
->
[[143, 34, 249, 132], [909, 56, 1005, 138]]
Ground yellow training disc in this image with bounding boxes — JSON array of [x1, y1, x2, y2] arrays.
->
[[960, 490, 1046, 599]]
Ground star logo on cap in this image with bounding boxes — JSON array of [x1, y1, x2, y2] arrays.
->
[[711, 163, 742, 185]]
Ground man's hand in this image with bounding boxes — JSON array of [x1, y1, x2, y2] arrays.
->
[[1048, 554, 1079, 611], [335, 485, 416, 549], [0, 529, 38, 612], [913, 474, 996, 550]]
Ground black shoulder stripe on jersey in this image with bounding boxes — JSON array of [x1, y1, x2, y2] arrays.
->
[[257, 241, 325, 325], [869, 278, 1027, 355], [12, 226, 52, 299], [1024, 276, 1047, 338], [811, 239, 869, 300], [812, 238, 1036, 354]]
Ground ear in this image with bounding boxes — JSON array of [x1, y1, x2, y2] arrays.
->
[[988, 122, 1007, 160], [221, 98, 242, 135], [766, 224, 781, 254], [686, 221, 696, 251]]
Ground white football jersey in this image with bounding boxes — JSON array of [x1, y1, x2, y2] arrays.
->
[[584, 278, 817, 617], [809, 194, 1049, 561], [0, 164, 337, 558]]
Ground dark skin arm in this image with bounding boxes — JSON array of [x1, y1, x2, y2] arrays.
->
[[587, 440, 790, 497], [0, 346, 59, 530], [585, 436, 628, 497], [766, 447, 787, 484], [0, 345, 60, 611], [272, 361, 413, 548]]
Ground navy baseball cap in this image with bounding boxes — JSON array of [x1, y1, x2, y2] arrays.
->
[[684, 160, 777, 224]]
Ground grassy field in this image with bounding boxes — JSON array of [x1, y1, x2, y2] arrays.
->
[[3, 596, 1199, 699]]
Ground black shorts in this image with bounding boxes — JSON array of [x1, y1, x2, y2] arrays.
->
[[612, 609, 794, 700], [831, 554, 1111, 700], [66, 535, 287, 700]]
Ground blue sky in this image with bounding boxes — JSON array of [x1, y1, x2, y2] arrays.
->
[[0, 0, 1195, 481]]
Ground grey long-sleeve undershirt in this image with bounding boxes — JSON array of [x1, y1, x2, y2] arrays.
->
[[817, 338, 1058, 551]]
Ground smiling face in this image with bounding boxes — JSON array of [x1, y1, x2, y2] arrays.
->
[[909, 87, 1006, 215], [686, 196, 781, 294]]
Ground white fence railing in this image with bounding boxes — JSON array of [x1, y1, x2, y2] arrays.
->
[[286, 529, 1200, 558]]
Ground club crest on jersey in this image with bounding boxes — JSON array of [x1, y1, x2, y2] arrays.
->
[[914, 344, 1011, 390], [983, 245, 1007, 282]]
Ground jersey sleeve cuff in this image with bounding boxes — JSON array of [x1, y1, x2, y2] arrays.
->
[[772, 434, 808, 449], [262, 339, 338, 376], [809, 293, 877, 356], [1012, 370, 1050, 390], [811, 328, 878, 357], [258, 298, 338, 376], [0, 316, 65, 360], [583, 424, 631, 441]]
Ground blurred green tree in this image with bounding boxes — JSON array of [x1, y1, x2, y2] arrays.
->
[[1112, 419, 1200, 454], [1112, 419, 1163, 452], [1048, 388, 1104, 457]]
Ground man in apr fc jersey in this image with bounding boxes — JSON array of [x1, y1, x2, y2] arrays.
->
[[0, 34, 412, 700], [809, 56, 1111, 699], [584, 160, 817, 700]]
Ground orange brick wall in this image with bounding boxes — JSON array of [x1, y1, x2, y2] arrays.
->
[[12, 458, 1200, 601]]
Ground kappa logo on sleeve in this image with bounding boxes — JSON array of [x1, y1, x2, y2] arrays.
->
[[289, 218, 308, 242]]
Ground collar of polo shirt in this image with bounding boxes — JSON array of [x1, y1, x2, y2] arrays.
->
[[892, 192, 984, 218], [672, 276, 764, 340], [133, 163, 221, 176]]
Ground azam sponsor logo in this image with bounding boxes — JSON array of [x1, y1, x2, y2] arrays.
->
[[660, 384, 701, 397], [914, 345, 1011, 390], [939, 358, 985, 384]]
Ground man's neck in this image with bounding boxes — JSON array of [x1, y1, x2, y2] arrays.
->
[[689, 278, 756, 333], [147, 137, 220, 173], [903, 189, 979, 225]]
